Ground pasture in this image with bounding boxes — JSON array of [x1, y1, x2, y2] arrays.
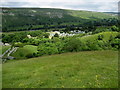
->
[[2, 50, 118, 88]]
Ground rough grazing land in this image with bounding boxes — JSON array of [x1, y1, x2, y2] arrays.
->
[[2, 50, 118, 88]]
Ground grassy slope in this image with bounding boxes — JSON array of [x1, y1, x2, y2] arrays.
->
[[80, 32, 118, 42], [69, 10, 115, 19], [3, 8, 116, 20], [11, 45, 37, 59], [3, 50, 118, 88], [1, 46, 11, 54]]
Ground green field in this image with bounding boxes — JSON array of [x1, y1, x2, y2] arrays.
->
[[80, 32, 118, 41], [69, 10, 115, 19], [11, 45, 37, 59], [3, 50, 118, 88]]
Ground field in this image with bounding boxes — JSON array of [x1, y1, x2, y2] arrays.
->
[[2, 50, 118, 88], [80, 32, 118, 42], [11, 45, 37, 59], [70, 10, 115, 19]]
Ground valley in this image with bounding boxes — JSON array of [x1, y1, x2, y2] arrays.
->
[[1, 8, 119, 88]]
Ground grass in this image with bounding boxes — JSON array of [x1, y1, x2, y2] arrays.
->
[[2, 50, 118, 88], [80, 31, 118, 42], [11, 45, 37, 59], [1, 46, 11, 54], [69, 10, 116, 19]]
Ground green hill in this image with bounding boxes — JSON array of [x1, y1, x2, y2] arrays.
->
[[2, 8, 117, 32], [3, 50, 118, 88], [11, 45, 37, 59], [80, 32, 118, 41]]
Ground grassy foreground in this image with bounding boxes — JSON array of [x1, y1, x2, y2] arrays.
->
[[2, 50, 118, 88]]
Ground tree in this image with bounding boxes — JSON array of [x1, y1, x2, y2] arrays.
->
[[26, 53, 34, 58], [37, 43, 58, 56], [43, 33, 49, 38], [63, 38, 82, 52], [98, 35, 104, 40], [109, 35, 114, 42], [54, 33, 59, 37], [111, 25, 119, 31]]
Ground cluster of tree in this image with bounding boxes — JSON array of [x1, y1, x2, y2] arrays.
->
[[2, 18, 118, 32], [93, 25, 119, 34], [25, 34, 120, 58], [2, 25, 119, 46], [2, 31, 48, 44], [2, 28, 119, 59]]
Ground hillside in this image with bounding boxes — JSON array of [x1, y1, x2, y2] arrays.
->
[[2, 8, 117, 32], [80, 32, 118, 41], [2, 31, 117, 60], [11, 45, 37, 59], [3, 50, 118, 88], [104, 12, 118, 16]]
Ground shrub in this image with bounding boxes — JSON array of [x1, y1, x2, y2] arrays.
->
[[63, 38, 82, 52], [98, 35, 104, 40], [26, 53, 34, 58], [111, 25, 119, 32], [37, 43, 58, 56], [86, 40, 100, 50], [110, 38, 120, 49], [43, 33, 49, 38], [54, 33, 59, 37], [109, 35, 114, 42], [115, 34, 120, 39]]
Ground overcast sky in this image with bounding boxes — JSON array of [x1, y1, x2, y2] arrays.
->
[[1, 0, 119, 12]]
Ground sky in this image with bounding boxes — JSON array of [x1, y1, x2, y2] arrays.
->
[[0, 0, 119, 12]]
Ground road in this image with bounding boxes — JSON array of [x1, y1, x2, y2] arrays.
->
[[1, 47, 18, 63]]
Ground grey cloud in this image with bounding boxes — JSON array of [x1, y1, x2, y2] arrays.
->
[[1, 1, 118, 12], [1, 2, 29, 7], [52, 2, 117, 12]]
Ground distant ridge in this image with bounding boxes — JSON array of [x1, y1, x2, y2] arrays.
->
[[2, 8, 117, 32]]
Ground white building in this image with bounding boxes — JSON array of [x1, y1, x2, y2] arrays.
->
[[5, 43, 10, 46]]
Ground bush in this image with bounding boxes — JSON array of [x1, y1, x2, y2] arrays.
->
[[86, 40, 101, 50], [26, 53, 34, 58], [54, 33, 59, 37], [115, 34, 120, 39], [78, 42, 89, 51], [98, 35, 104, 40], [111, 25, 119, 32], [37, 43, 58, 56], [110, 38, 120, 49], [63, 38, 83, 52], [109, 35, 114, 42], [43, 33, 49, 38]]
